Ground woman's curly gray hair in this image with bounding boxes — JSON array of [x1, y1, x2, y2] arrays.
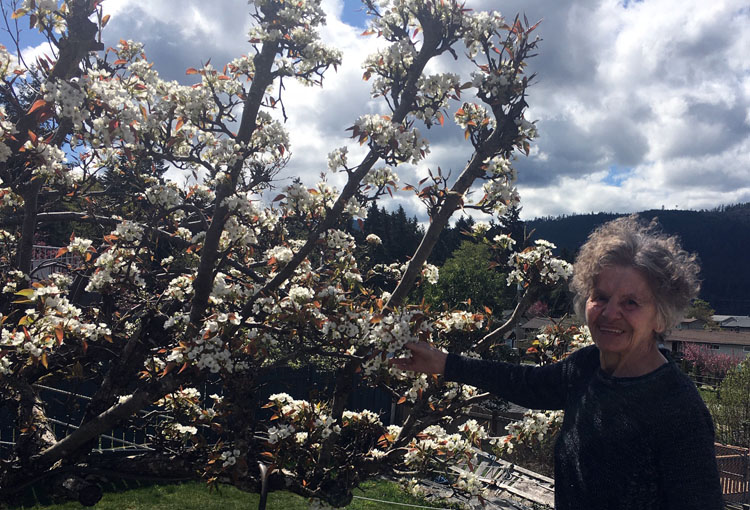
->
[[570, 215, 701, 334]]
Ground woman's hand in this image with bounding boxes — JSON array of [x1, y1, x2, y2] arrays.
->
[[390, 342, 448, 375]]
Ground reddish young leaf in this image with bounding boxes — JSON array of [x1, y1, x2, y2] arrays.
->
[[28, 99, 48, 114]]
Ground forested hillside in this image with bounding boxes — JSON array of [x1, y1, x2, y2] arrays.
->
[[527, 203, 750, 315]]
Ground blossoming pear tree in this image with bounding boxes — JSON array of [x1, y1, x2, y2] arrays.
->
[[0, 0, 575, 506]]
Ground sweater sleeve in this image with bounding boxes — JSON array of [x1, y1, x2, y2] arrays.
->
[[656, 400, 724, 510], [443, 346, 597, 410]]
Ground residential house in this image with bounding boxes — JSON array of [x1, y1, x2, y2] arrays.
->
[[713, 315, 750, 332], [664, 328, 750, 358]]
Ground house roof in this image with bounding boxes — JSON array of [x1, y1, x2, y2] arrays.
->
[[665, 329, 750, 347], [678, 317, 705, 324], [722, 317, 750, 328], [712, 315, 750, 325]]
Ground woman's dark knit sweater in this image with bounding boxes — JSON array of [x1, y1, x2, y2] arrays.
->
[[444, 344, 723, 509]]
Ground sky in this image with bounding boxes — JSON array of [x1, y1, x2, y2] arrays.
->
[[3, 0, 750, 221]]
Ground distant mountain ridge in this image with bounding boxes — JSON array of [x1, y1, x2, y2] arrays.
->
[[526, 203, 750, 315]]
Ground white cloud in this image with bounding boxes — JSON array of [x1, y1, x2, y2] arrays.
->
[[6, 0, 747, 221]]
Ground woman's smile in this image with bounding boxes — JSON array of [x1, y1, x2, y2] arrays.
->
[[585, 265, 666, 376]]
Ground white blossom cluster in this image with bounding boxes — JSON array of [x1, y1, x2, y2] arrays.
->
[[0, 282, 111, 367], [341, 409, 382, 427], [435, 310, 483, 333], [441, 381, 480, 402], [492, 409, 564, 454], [220, 448, 242, 468], [164, 274, 194, 302], [167, 332, 246, 374], [19, 0, 66, 34], [24, 141, 79, 187], [421, 263, 439, 285], [372, 262, 406, 281], [266, 245, 294, 265], [42, 78, 88, 128], [362, 310, 432, 376], [472, 221, 491, 235], [363, 166, 399, 188], [326, 146, 348, 171], [569, 325, 594, 351], [155, 386, 220, 426], [454, 102, 494, 131], [493, 233, 516, 251], [363, 39, 416, 98], [318, 308, 370, 347], [282, 181, 336, 217], [165, 307, 246, 374], [368, 0, 463, 41], [0, 188, 23, 209], [462, 10, 507, 58], [144, 182, 184, 210], [515, 117, 538, 140], [352, 115, 429, 164], [403, 373, 429, 403], [414, 73, 461, 125], [0, 105, 18, 163], [85, 246, 146, 292], [481, 159, 520, 215], [471, 64, 520, 103], [455, 470, 487, 497], [248, 0, 342, 85], [265, 393, 342, 443], [403, 423, 476, 468], [67, 236, 93, 255], [507, 240, 574, 287], [344, 196, 368, 219], [0, 44, 26, 79], [365, 234, 382, 245], [163, 423, 199, 441], [0, 355, 11, 375], [248, 112, 289, 163]]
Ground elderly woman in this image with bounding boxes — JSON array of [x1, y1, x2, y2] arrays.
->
[[394, 216, 723, 509]]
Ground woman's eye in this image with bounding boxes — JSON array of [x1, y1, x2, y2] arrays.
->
[[624, 299, 639, 308]]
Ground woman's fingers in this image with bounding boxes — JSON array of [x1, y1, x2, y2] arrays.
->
[[390, 342, 446, 374]]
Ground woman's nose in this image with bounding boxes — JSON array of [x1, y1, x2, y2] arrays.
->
[[601, 300, 620, 319]]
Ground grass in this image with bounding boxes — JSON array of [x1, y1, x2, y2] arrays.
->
[[4, 478, 458, 510]]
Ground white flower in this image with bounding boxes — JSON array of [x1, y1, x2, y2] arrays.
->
[[421, 263, 439, 285], [472, 221, 490, 234], [366, 234, 382, 245]]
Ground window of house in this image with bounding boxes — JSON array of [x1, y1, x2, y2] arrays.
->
[[744, 346, 750, 353], [709, 344, 720, 350]]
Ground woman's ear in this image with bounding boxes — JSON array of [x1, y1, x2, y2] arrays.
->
[[654, 314, 667, 334]]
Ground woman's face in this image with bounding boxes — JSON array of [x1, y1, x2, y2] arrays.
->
[[585, 265, 664, 358]]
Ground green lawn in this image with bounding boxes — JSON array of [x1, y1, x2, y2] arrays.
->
[[5, 478, 458, 510]]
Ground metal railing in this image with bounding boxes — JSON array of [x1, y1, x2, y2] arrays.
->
[[30, 245, 81, 281], [717, 443, 750, 504]]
